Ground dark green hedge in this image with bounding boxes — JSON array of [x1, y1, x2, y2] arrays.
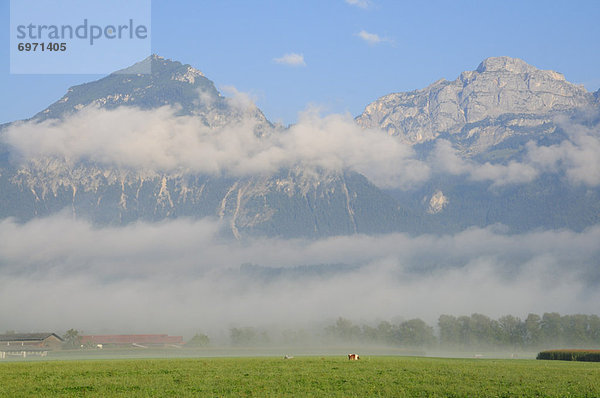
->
[[537, 350, 600, 362]]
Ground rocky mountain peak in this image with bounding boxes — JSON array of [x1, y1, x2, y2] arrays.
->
[[356, 56, 592, 150], [115, 54, 205, 78], [33, 54, 220, 121], [476, 56, 536, 74], [31, 55, 271, 129], [473, 56, 568, 85]]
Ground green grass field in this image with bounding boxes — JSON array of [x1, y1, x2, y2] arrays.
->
[[1, 356, 599, 397]]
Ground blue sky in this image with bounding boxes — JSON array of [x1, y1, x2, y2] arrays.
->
[[1, 0, 599, 125]]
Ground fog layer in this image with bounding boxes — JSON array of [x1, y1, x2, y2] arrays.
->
[[1, 215, 598, 334]]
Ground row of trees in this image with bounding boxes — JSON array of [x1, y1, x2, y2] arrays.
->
[[438, 313, 600, 349], [204, 313, 600, 349], [325, 317, 436, 347], [50, 312, 600, 350], [324, 313, 600, 349]]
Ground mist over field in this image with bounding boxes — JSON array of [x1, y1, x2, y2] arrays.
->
[[1, 214, 599, 339]]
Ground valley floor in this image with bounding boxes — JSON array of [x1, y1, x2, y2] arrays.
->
[[1, 355, 599, 397]]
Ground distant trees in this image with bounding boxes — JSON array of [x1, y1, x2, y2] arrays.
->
[[47, 312, 600, 351], [541, 312, 563, 345], [438, 315, 461, 346], [438, 314, 486, 347], [524, 313, 542, 347], [319, 313, 600, 349], [230, 327, 270, 346], [498, 315, 525, 348], [325, 318, 362, 342], [325, 317, 436, 348], [436, 313, 600, 349], [397, 319, 436, 347], [186, 333, 210, 347], [63, 329, 81, 348]]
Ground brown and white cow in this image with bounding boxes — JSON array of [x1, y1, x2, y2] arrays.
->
[[348, 353, 360, 360]]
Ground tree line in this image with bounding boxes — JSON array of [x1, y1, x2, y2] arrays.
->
[[47, 312, 600, 349], [224, 312, 600, 349], [325, 313, 600, 349]]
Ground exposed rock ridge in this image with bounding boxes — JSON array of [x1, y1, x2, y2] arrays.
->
[[356, 56, 592, 152]]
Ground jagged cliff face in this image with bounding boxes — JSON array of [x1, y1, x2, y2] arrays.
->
[[356, 57, 593, 154], [1, 161, 411, 238]]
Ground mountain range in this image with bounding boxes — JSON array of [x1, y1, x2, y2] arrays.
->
[[1, 55, 598, 237], [358, 56, 600, 232]]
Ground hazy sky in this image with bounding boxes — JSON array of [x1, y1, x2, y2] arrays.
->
[[1, 0, 600, 125]]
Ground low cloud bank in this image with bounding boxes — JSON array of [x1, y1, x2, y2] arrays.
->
[[527, 119, 600, 186], [3, 106, 429, 189], [3, 99, 600, 189], [0, 215, 598, 335]]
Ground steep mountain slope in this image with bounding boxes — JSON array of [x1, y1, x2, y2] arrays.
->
[[388, 174, 600, 233], [0, 56, 416, 238], [357, 57, 600, 232], [0, 162, 415, 238]]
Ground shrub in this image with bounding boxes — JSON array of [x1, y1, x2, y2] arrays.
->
[[537, 349, 600, 362]]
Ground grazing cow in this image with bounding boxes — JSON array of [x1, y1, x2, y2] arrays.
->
[[348, 353, 360, 360]]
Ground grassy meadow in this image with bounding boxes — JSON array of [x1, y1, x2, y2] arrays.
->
[[1, 356, 599, 397]]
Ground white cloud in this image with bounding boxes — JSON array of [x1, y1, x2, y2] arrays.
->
[[527, 120, 600, 186], [345, 0, 370, 9], [357, 30, 389, 45], [431, 140, 539, 186], [273, 53, 306, 67], [2, 104, 430, 189]]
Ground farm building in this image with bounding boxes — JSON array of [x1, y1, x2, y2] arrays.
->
[[80, 334, 183, 347], [0, 333, 63, 349], [0, 333, 64, 358]]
